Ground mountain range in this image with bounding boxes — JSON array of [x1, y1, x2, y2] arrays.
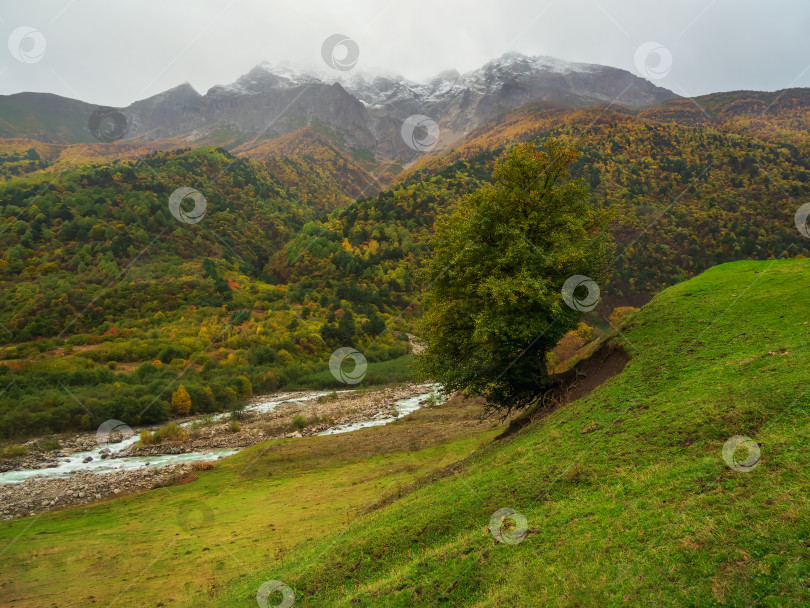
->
[[2, 51, 810, 211], [0, 52, 678, 162]]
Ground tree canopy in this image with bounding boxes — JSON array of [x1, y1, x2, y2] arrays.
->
[[416, 139, 613, 413]]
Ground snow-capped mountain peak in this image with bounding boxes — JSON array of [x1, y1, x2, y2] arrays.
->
[[42, 52, 676, 161]]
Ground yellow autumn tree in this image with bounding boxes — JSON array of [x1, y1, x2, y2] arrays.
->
[[171, 384, 192, 416]]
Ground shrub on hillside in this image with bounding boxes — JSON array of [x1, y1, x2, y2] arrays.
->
[[0, 444, 28, 458], [138, 423, 189, 447], [575, 322, 594, 343], [185, 385, 216, 413], [248, 345, 278, 366], [201, 358, 221, 374], [191, 460, 216, 471], [157, 345, 188, 364], [38, 438, 61, 451], [290, 415, 307, 431], [138, 430, 156, 447], [158, 422, 188, 442], [229, 403, 246, 421], [609, 306, 640, 328]]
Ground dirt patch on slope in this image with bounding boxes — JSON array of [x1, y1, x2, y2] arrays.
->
[[495, 342, 629, 440], [557, 343, 630, 402]]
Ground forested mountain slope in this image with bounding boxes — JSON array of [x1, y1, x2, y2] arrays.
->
[[277, 98, 810, 313], [0, 147, 411, 436], [2, 88, 810, 438]]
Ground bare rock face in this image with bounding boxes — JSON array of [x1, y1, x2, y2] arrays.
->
[[125, 82, 204, 139], [125, 70, 378, 153], [344, 53, 678, 160]]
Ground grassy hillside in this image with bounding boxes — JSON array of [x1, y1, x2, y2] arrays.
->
[[0, 398, 498, 607], [213, 258, 809, 606], [1, 259, 807, 606]]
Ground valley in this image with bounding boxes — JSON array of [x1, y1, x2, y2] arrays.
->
[[1, 12, 809, 604]]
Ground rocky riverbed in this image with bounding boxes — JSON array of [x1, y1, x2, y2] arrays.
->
[[0, 383, 441, 520], [0, 463, 205, 520], [120, 382, 436, 456]]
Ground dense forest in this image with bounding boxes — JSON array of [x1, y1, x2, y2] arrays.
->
[[291, 104, 810, 311], [0, 147, 412, 437]]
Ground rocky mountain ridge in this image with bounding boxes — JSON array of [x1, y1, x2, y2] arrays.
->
[[0, 52, 678, 162]]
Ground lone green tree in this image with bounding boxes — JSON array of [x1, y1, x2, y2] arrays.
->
[[415, 139, 612, 414]]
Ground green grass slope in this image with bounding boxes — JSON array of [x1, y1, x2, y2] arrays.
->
[[222, 259, 810, 607], [0, 399, 496, 607]]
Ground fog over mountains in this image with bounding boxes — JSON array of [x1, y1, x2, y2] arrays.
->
[[0, 52, 678, 161]]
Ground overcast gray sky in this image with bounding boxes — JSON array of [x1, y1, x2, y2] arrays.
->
[[1, 0, 809, 106]]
